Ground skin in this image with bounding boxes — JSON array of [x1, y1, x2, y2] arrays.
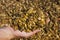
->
[[0, 24, 40, 40], [45, 13, 50, 24]]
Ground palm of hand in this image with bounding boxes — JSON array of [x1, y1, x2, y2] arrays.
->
[[0, 24, 40, 40]]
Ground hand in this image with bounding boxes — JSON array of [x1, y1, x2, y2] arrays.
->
[[14, 29, 40, 38], [0, 24, 41, 40]]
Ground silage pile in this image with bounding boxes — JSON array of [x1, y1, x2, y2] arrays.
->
[[0, 0, 60, 40]]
